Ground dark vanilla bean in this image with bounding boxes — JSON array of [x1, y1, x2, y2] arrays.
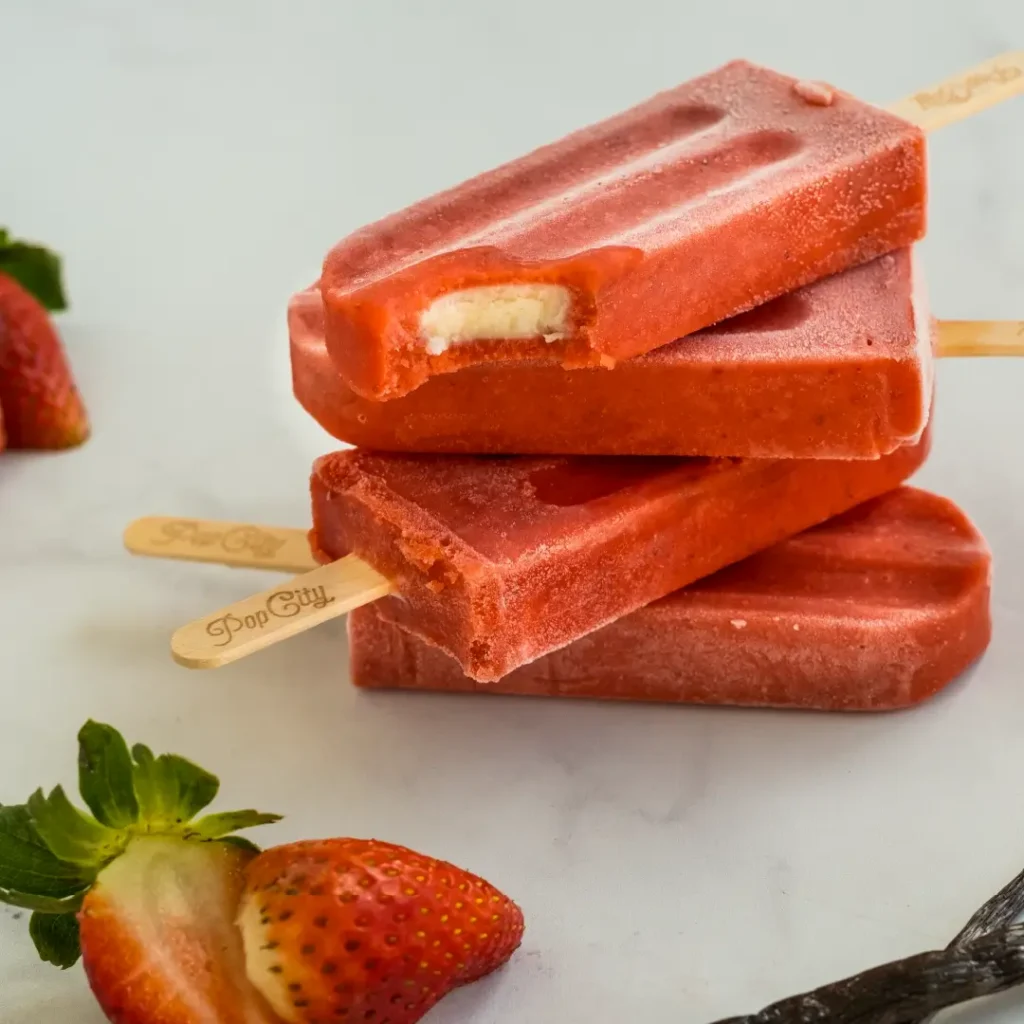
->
[[710, 922, 1024, 1024], [912, 864, 1024, 1024]]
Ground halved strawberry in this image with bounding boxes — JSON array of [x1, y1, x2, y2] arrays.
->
[[237, 838, 525, 1023], [0, 721, 282, 1023], [0, 229, 89, 449], [1, 722, 525, 1024]]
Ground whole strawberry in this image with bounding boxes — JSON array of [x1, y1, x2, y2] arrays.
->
[[0, 229, 89, 449], [238, 839, 524, 1023]]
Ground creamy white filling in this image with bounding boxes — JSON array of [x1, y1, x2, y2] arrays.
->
[[419, 284, 572, 355], [909, 248, 935, 439]]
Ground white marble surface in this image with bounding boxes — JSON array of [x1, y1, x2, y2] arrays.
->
[[2, 2, 1024, 1021]]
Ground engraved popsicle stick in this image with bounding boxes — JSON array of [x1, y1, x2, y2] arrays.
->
[[887, 51, 1024, 132], [169, 557, 393, 669], [124, 516, 318, 574], [936, 321, 1024, 357]]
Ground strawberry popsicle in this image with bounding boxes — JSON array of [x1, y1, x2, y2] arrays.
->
[[293, 249, 932, 460], [321, 59, 928, 400], [348, 487, 991, 711], [310, 431, 930, 682]]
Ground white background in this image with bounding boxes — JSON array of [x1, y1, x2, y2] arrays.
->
[[2, 1, 1024, 1021]]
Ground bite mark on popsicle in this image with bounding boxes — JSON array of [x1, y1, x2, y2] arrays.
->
[[396, 534, 458, 592], [414, 130, 806, 354], [320, 57, 939, 400], [310, 432, 931, 681], [294, 249, 938, 459], [420, 283, 572, 354]]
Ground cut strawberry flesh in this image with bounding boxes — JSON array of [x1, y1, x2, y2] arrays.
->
[[79, 836, 279, 1024]]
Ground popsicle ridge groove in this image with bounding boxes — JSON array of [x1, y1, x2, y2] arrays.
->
[[324, 58, 914, 288], [488, 129, 805, 254], [326, 101, 727, 290], [707, 531, 990, 606]]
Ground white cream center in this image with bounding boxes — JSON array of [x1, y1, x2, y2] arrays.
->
[[419, 284, 572, 355]]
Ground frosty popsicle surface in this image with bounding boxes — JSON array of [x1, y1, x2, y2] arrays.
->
[[295, 248, 934, 459], [349, 487, 990, 711], [310, 430, 931, 682], [320, 58, 929, 400]]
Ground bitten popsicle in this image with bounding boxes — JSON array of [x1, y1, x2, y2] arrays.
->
[[164, 432, 929, 677], [300, 432, 930, 681], [348, 487, 991, 712], [294, 253, 1023, 460], [319, 53, 1024, 400]]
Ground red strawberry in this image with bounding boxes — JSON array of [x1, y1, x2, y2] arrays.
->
[[0, 721, 525, 1024], [78, 839, 281, 1024], [0, 229, 89, 449], [237, 838, 524, 1023], [0, 721, 282, 1023]]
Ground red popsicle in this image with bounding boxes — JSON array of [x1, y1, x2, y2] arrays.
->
[[310, 430, 930, 682], [348, 487, 990, 711], [321, 59, 929, 400], [294, 249, 934, 459]]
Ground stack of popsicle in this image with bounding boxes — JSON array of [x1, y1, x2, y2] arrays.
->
[[169, 55, 1024, 712]]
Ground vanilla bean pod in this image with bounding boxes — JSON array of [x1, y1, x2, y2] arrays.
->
[[911, 863, 1024, 1024], [710, 921, 1024, 1024]]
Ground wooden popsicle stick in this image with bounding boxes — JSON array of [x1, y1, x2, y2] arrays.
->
[[936, 321, 1024, 357], [169, 556, 393, 669], [124, 516, 318, 574], [887, 51, 1024, 132]]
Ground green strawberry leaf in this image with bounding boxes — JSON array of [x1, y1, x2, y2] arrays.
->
[[128, 744, 163, 821], [0, 806, 95, 900], [130, 744, 181, 826], [0, 887, 87, 914], [0, 229, 68, 312], [189, 810, 282, 840], [78, 721, 140, 830], [131, 745, 219, 828], [0, 804, 47, 847], [165, 754, 220, 821], [27, 788, 125, 869], [29, 911, 82, 969]]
